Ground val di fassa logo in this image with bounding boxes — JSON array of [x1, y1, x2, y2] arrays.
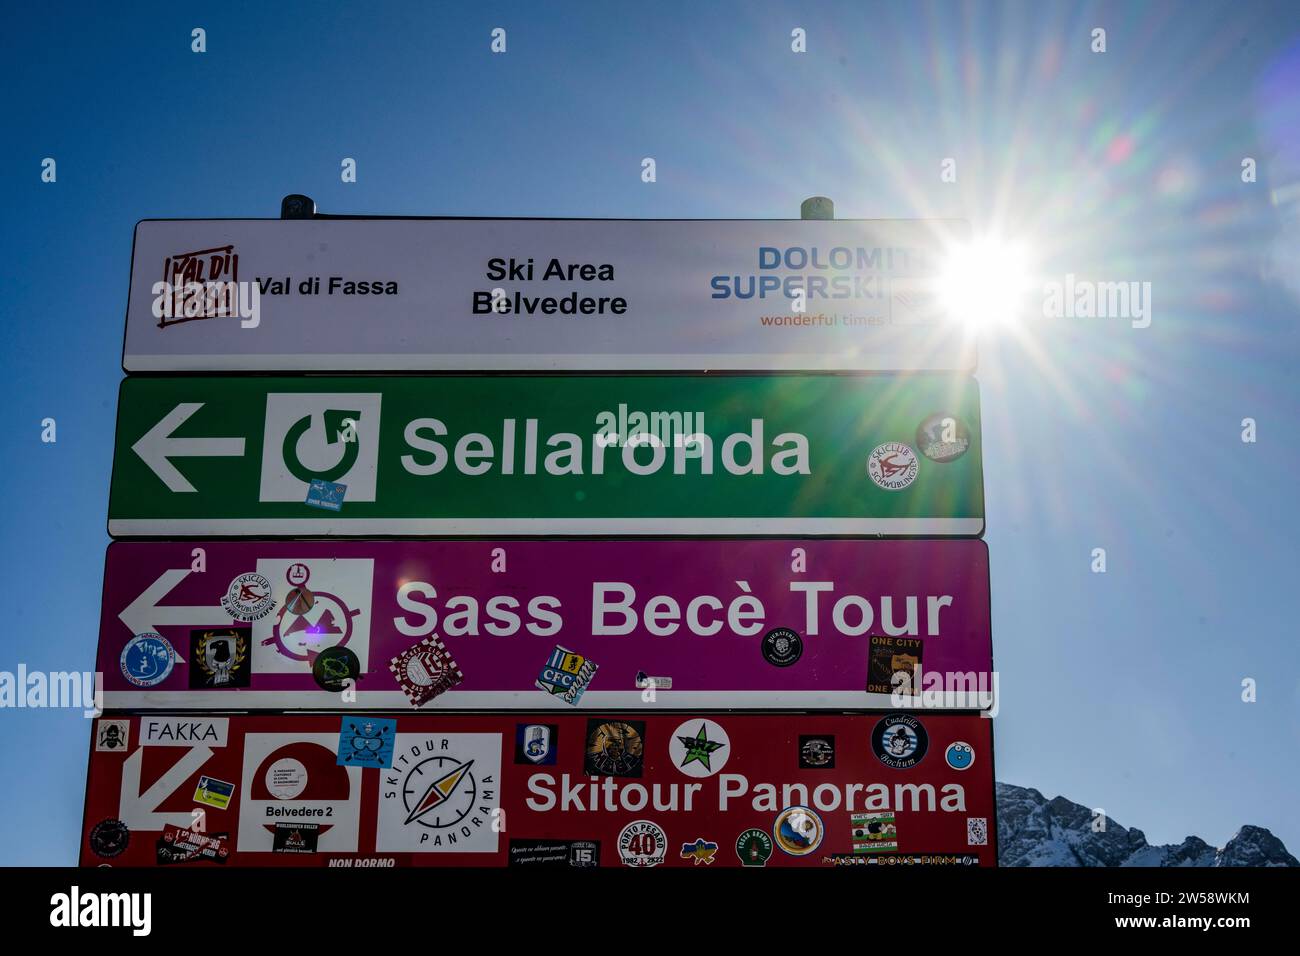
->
[[255, 393, 813, 502]]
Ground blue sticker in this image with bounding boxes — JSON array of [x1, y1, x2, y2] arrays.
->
[[944, 741, 975, 771], [120, 633, 176, 687], [337, 717, 396, 768], [515, 723, 558, 765], [306, 479, 347, 511]]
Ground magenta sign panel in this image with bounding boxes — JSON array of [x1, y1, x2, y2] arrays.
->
[[98, 539, 992, 710]]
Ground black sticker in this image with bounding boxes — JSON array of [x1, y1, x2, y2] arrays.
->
[[871, 713, 929, 770], [799, 735, 835, 769], [866, 636, 924, 696], [915, 413, 971, 463], [508, 838, 600, 868], [584, 719, 645, 777], [313, 645, 361, 692], [761, 627, 803, 667], [189, 627, 252, 689], [89, 818, 130, 859], [272, 822, 321, 854]]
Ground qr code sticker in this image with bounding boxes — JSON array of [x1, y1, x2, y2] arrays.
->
[[966, 817, 988, 846]]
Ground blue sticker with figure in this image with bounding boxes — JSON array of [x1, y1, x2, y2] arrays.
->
[[120, 633, 176, 687], [337, 717, 396, 768], [306, 479, 347, 511]]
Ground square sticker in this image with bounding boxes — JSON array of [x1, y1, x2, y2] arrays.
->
[[193, 775, 236, 810], [375, 732, 502, 853], [337, 717, 396, 768]]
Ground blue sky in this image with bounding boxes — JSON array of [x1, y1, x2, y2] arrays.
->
[[2, 0, 1298, 863]]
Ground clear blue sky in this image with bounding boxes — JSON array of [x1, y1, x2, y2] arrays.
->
[[2, 1, 1298, 864]]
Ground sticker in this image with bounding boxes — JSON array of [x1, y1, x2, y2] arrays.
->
[[89, 819, 130, 859], [375, 732, 502, 853], [313, 645, 361, 693], [827, 853, 979, 867], [585, 719, 645, 778], [617, 820, 667, 868], [735, 829, 773, 867], [389, 636, 464, 707], [680, 838, 718, 865], [760, 627, 803, 667], [139, 716, 229, 747], [284, 585, 315, 616], [306, 478, 348, 511], [266, 757, 309, 800], [221, 571, 277, 622], [156, 826, 229, 865], [337, 717, 396, 768], [189, 627, 252, 689], [851, 812, 898, 854], [773, 806, 823, 857], [507, 839, 600, 868], [867, 636, 923, 696], [535, 645, 598, 705], [95, 719, 129, 752], [867, 442, 919, 491], [915, 413, 971, 463], [798, 735, 835, 769], [120, 633, 176, 687], [668, 719, 730, 777], [635, 671, 673, 690], [871, 713, 929, 770], [945, 741, 975, 771], [192, 775, 235, 810], [514, 723, 558, 765], [273, 823, 321, 853], [967, 817, 989, 846]]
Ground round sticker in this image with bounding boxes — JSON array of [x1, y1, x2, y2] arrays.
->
[[312, 646, 361, 692], [668, 719, 731, 778], [89, 819, 130, 859], [221, 572, 277, 622], [761, 627, 803, 667], [773, 806, 823, 856], [945, 741, 975, 771], [284, 586, 315, 616], [871, 713, 929, 770], [618, 820, 668, 868], [867, 442, 919, 490], [120, 633, 176, 687], [266, 758, 308, 800], [916, 413, 971, 463], [736, 828, 774, 867]]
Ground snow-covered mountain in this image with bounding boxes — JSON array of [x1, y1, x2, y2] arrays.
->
[[997, 782, 1298, 867]]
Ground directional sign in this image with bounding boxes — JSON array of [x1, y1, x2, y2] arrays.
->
[[121, 218, 975, 372], [108, 375, 984, 536], [97, 539, 993, 710], [80, 712, 996, 867]]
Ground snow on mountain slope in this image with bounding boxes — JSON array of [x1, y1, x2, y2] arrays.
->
[[997, 783, 1297, 867]]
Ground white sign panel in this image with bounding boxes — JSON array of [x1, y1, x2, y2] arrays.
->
[[123, 218, 975, 372]]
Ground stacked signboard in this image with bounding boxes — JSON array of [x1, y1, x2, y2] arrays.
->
[[83, 216, 995, 868]]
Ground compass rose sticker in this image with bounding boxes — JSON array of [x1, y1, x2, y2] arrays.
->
[[376, 733, 503, 853]]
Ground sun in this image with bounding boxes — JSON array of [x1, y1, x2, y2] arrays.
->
[[937, 237, 1034, 331]]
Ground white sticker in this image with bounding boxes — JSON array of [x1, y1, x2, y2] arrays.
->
[[139, 716, 229, 747]]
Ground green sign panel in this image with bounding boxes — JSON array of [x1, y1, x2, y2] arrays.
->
[[109, 376, 983, 536]]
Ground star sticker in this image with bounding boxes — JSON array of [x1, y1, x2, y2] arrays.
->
[[676, 723, 725, 771]]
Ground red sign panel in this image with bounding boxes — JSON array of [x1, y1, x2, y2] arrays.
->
[[81, 712, 995, 867]]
